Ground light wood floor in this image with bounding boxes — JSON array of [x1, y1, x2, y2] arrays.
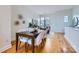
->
[[3, 33, 76, 53]]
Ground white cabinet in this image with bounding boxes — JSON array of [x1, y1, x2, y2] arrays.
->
[[65, 27, 79, 52]]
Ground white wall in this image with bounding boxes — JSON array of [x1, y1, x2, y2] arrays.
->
[[11, 6, 38, 41], [49, 9, 72, 33], [72, 6, 79, 15], [0, 6, 11, 52]]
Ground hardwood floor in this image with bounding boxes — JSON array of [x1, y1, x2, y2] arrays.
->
[[3, 33, 76, 53]]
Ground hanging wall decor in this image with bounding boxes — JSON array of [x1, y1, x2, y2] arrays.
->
[[72, 16, 79, 27], [18, 14, 23, 20], [14, 21, 19, 25], [22, 20, 25, 24]]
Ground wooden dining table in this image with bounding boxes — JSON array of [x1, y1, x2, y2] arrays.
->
[[16, 31, 36, 53]]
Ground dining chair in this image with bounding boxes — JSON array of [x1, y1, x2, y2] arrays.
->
[[27, 30, 47, 52], [17, 29, 29, 52], [19, 36, 29, 52]]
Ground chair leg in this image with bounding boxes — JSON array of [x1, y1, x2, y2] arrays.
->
[[35, 46, 38, 52], [42, 38, 46, 48], [44, 38, 46, 45], [19, 41, 21, 49], [41, 39, 44, 47]]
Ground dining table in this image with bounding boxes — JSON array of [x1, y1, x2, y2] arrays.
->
[[16, 31, 36, 53]]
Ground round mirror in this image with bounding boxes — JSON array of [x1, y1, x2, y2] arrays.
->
[[72, 17, 78, 27]]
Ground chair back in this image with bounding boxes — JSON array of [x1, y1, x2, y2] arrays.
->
[[43, 29, 48, 39], [35, 30, 45, 46]]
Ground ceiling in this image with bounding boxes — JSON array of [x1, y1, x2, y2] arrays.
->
[[25, 5, 75, 15], [12, 5, 77, 16]]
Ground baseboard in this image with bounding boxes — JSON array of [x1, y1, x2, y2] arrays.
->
[[0, 44, 12, 53], [54, 32, 64, 34]]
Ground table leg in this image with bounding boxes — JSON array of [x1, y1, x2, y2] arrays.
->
[[32, 37, 35, 53], [16, 33, 18, 52]]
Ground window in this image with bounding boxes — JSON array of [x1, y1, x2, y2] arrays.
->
[[64, 16, 68, 22]]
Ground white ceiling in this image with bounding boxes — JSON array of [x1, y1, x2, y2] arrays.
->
[[25, 5, 75, 15], [12, 5, 76, 16]]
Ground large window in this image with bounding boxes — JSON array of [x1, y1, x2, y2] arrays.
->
[[29, 16, 50, 28], [40, 16, 49, 28]]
